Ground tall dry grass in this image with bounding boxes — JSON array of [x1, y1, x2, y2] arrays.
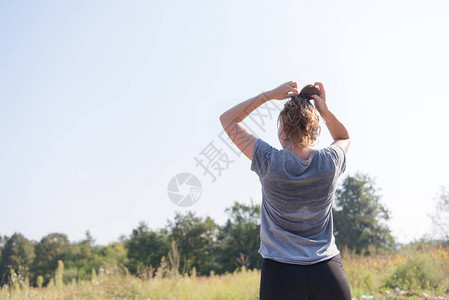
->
[[1, 243, 448, 300], [342, 242, 449, 299]]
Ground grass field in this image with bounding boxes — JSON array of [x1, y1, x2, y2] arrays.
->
[[1, 242, 448, 300]]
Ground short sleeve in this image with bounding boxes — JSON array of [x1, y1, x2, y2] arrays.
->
[[250, 138, 278, 177], [328, 144, 347, 174]]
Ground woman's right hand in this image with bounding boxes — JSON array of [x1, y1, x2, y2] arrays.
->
[[311, 82, 329, 114], [266, 81, 299, 100]]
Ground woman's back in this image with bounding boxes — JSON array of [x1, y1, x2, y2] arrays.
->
[[220, 81, 352, 299], [251, 138, 346, 264]]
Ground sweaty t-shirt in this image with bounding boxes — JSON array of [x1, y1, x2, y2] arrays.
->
[[250, 138, 346, 265]]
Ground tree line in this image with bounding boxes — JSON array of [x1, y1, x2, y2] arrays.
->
[[0, 173, 397, 286]]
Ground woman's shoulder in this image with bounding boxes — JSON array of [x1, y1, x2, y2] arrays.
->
[[315, 144, 346, 173], [315, 144, 344, 155]]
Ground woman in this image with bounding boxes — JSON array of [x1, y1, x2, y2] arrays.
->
[[219, 81, 351, 300]]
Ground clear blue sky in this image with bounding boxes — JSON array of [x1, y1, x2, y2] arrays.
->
[[1, 0, 448, 245]]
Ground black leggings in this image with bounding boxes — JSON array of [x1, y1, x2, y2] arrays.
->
[[259, 254, 351, 300]]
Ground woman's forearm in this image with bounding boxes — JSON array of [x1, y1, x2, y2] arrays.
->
[[220, 82, 298, 125], [320, 108, 350, 141], [220, 92, 271, 124]]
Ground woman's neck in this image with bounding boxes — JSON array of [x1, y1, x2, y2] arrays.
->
[[287, 144, 315, 160]]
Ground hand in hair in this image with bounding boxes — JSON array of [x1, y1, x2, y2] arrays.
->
[[265, 81, 299, 100], [310, 82, 329, 114]]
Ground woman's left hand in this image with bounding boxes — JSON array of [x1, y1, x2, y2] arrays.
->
[[265, 81, 299, 100]]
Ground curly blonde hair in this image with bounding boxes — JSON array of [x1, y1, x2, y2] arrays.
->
[[277, 84, 321, 148]]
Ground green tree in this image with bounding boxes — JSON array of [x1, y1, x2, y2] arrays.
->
[[50, 231, 128, 283], [0, 235, 5, 260], [61, 231, 98, 282], [216, 200, 261, 273], [125, 222, 171, 275], [98, 241, 128, 267], [167, 212, 219, 275], [0, 233, 35, 282], [333, 173, 394, 253], [31, 233, 72, 285]]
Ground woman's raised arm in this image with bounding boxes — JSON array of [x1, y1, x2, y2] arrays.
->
[[311, 82, 350, 153], [219, 81, 299, 160]]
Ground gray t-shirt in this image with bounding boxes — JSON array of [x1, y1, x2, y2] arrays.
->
[[251, 138, 346, 265]]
